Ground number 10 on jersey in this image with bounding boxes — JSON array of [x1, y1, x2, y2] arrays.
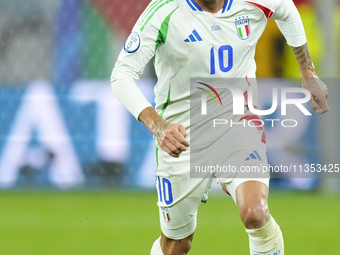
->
[[210, 45, 233, 74]]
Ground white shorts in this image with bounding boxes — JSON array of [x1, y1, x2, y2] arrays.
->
[[155, 118, 270, 240]]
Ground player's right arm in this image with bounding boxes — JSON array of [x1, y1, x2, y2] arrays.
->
[[111, 1, 189, 157], [138, 107, 189, 158]]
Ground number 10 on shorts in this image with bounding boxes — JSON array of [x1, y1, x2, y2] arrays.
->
[[157, 176, 173, 205]]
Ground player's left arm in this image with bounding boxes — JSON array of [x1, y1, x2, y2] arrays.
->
[[292, 43, 329, 114], [269, 0, 329, 114]]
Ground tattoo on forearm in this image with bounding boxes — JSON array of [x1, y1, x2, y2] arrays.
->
[[292, 43, 314, 72], [156, 125, 167, 139]]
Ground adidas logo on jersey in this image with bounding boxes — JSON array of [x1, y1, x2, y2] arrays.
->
[[184, 30, 203, 42], [245, 150, 263, 161]]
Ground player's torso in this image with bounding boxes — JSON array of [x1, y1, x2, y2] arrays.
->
[[153, 0, 268, 123], [158, 1, 266, 75]]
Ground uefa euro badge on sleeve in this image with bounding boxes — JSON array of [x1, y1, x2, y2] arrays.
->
[[124, 32, 141, 53]]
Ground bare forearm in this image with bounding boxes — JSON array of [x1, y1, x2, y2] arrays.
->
[[292, 43, 329, 114], [292, 43, 315, 77], [138, 106, 189, 157], [138, 106, 168, 135]]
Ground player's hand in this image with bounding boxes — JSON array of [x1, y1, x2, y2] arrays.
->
[[138, 107, 189, 158], [155, 122, 190, 158], [301, 73, 329, 114]]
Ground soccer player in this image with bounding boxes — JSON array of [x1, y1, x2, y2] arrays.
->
[[111, 0, 329, 254]]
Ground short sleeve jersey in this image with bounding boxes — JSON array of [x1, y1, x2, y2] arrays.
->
[[118, 0, 299, 128]]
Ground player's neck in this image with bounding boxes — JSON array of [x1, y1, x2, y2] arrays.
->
[[195, 0, 225, 13]]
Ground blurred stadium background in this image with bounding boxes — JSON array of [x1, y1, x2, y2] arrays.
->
[[0, 0, 339, 254]]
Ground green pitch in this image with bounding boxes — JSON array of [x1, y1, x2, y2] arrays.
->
[[0, 190, 339, 255]]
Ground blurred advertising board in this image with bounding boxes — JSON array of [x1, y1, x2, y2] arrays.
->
[[0, 79, 336, 189]]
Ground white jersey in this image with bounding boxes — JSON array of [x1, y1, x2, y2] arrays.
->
[[112, 1, 305, 237], [112, 0, 306, 128]]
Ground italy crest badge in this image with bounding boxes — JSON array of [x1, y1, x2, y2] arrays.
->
[[235, 17, 251, 40]]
